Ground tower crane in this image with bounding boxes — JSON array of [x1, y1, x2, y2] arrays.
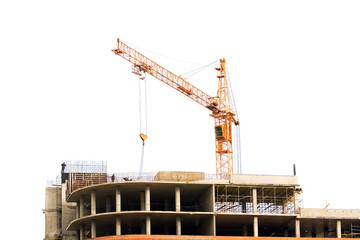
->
[[112, 39, 239, 179]]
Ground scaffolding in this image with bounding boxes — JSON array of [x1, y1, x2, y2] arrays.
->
[[215, 185, 296, 214]]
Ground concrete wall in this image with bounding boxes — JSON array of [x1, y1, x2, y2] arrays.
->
[[154, 171, 205, 182], [61, 183, 77, 240], [44, 187, 61, 240], [301, 208, 360, 219], [230, 174, 298, 186]]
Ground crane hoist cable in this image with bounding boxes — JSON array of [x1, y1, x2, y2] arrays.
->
[[138, 73, 148, 174]]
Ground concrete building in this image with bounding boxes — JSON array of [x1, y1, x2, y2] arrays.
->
[[44, 161, 360, 240]]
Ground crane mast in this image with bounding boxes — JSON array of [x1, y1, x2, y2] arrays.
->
[[112, 39, 239, 179]]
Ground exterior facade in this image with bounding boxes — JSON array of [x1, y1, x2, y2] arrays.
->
[[44, 166, 360, 240]]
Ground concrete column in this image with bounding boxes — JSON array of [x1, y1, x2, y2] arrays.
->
[[91, 190, 96, 215], [176, 216, 181, 235], [140, 192, 145, 211], [175, 186, 181, 212], [79, 195, 84, 217], [243, 224, 248, 236], [284, 228, 289, 237], [253, 216, 258, 237], [146, 215, 151, 235], [337, 220, 342, 238], [76, 202, 79, 218], [252, 188, 258, 213], [294, 191, 300, 214], [79, 225, 84, 240], [116, 216, 121, 235], [295, 219, 301, 238], [106, 197, 111, 212], [164, 198, 169, 211], [91, 220, 96, 238], [145, 186, 150, 211], [316, 222, 324, 237], [116, 186, 121, 212]]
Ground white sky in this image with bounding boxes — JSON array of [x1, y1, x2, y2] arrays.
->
[[1, 0, 360, 239]]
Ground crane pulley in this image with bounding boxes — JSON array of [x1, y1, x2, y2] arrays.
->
[[113, 39, 239, 179]]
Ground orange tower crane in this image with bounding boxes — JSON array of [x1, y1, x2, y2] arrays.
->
[[112, 39, 239, 179]]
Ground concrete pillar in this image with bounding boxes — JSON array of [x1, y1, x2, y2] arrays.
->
[[116, 186, 121, 212], [175, 186, 181, 212], [316, 221, 324, 237], [106, 197, 111, 212], [76, 202, 79, 218], [252, 188, 258, 213], [79, 225, 84, 240], [145, 186, 150, 211], [284, 228, 289, 237], [294, 191, 300, 214], [253, 216, 258, 237], [79, 195, 84, 217], [295, 219, 301, 238], [146, 215, 151, 235], [91, 220, 96, 238], [337, 220, 342, 238], [140, 192, 145, 211], [243, 224, 248, 236], [116, 216, 121, 235], [91, 190, 96, 215], [164, 198, 169, 211], [176, 216, 181, 235]]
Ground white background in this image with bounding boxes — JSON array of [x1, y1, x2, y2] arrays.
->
[[1, 1, 359, 239]]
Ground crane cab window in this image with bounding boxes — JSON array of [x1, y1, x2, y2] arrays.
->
[[215, 125, 224, 138]]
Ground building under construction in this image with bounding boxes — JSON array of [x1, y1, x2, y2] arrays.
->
[[44, 161, 360, 240]]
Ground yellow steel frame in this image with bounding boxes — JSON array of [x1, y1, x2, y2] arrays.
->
[[112, 39, 239, 179]]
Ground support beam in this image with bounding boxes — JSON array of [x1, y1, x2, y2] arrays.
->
[[253, 216, 258, 237], [175, 186, 181, 212], [116, 216, 121, 235], [91, 190, 96, 215], [176, 216, 181, 235], [145, 186, 150, 211], [116, 186, 121, 212], [337, 220, 342, 238]]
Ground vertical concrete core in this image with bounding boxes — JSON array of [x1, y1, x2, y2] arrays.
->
[[337, 220, 342, 238], [175, 186, 181, 212], [116, 186, 121, 212], [145, 186, 150, 211], [91, 190, 96, 215], [253, 216, 258, 237]]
